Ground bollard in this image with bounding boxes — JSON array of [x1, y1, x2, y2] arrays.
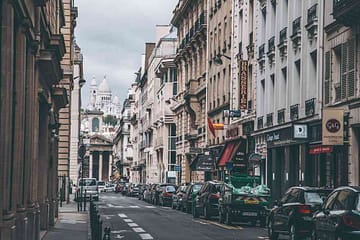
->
[[103, 226, 111, 240], [84, 189, 87, 211], [98, 216, 103, 240]]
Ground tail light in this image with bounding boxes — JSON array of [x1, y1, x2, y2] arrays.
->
[[164, 192, 172, 197], [297, 205, 311, 214], [210, 193, 220, 199], [343, 215, 360, 229]]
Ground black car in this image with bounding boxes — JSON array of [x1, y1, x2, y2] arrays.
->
[[312, 186, 360, 240], [159, 185, 177, 206], [193, 181, 223, 219], [268, 186, 332, 240], [181, 182, 204, 213]]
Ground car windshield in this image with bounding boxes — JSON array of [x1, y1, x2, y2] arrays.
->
[[305, 192, 324, 205], [98, 181, 105, 186], [79, 179, 96, 186], [166, 186, 176, 192], [193, 184, 202, 192]]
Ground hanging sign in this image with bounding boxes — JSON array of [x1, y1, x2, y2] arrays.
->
[[322, 109, 344, 145], [239, 60, 248, 110]]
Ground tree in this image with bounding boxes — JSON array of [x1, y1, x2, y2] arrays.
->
[[103, 115, 118, 126]]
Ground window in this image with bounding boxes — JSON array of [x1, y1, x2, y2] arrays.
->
[[332, 190, 354, 210], [305, 192, 324, 205]]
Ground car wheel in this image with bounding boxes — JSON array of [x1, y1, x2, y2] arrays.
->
[[268, 218, 278, 240], [289, 224, 298, 240], [225, 208, 232, 225]]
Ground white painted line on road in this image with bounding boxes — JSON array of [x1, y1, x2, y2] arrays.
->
[[139, 233, 154, 239], [145, 206, 156, 208], [123, 219, 133, 223], [132, 227, 145, 233], [114, 234, 125, 239], [118, 214, 127, 218], [128, 223, 139, 227], [129, 205, 140, 208], [111, 230, 130, 234], [103, 215, 115, 220], [114, 205, 124, 208], [107, 203, 114, 207], [97, 205, 107, 208]]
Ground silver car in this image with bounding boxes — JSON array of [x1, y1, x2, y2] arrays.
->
[[78, 178, 99, 201]]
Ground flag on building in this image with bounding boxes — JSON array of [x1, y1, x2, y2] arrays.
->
[[208, 117, 216, 137]]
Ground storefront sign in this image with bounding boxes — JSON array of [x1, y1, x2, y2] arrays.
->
[[167, 171, 176, 178], [267, 127, 306, 148], [293, 124, 308, 139], [267, 132, 280, 142], [226, 127, 240, 139], [239, 60, 248, 110], [322, 109, 344, 145], [309, 146, 333, 154], [194, 155, 214, 172], [189, 147, 203, 154]]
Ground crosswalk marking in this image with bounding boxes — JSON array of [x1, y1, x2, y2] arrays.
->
[[123, 219, 133, 223], [118, 214, 127, 218], [145, 206, 156, 209], [129, 205, 140, 208], [128, 223, 139, 227], [139, 233, 154, 240], [132, 227, 145, 233]]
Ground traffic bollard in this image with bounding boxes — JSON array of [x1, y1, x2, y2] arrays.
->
[[103, 226, 111, 240], [84, 189, 87, 211]]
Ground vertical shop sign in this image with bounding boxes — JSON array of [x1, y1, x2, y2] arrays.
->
[[322, 108, 344, 145], [239, 60, 248, 110]]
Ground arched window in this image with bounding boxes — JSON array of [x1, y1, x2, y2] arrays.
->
[[92, 118, 99, 132]]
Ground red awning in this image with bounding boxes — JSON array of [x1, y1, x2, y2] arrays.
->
[[309, 146, 333, 154], [218, 141, 242, 166]]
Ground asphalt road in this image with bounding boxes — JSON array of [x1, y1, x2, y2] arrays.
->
[[94, 192, 273, 240]]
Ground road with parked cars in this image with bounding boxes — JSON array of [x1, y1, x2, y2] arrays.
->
[[94, 192, 273, 240]]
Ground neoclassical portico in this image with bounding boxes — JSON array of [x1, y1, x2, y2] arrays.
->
[[88, 135, 113, 181]]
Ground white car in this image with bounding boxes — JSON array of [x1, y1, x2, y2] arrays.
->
[[97, 181, 106, 192], [105, 183, 115, 192]]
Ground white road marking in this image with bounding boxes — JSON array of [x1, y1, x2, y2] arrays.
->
[[114, 205, 124, 208], [118, 214, 127, 218], [145, 206, 156, 208], [107, 203, 114, 207], [123, 219, 133, 223], [59, 219, 87, 224], [114, 235, 125, 239], [132, 227, 145, 233], [139, 233, 154, 239], [128, 223, 139, 227], [111, 230, 129, 234], [97, 205, 107, 208], [129, 205, 140, 208], [103, 215, 115, 220]]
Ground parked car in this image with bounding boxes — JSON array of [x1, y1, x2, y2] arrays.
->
[[181, 182, 204, 213], [129, 184, 141, 197], [115, 181, 126, 193], [143, 184, 154, 203], [312, 186, 360, 240], [193, 181, 223, 219], [97, 180, 106, 193], [77, 178, 99, 201], [159, 185, 177, 206], [172, 185, 188, 210], [267, 186, 332, 240], [104, 182, 115, 192]]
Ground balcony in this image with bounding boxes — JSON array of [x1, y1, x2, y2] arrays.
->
[[278, 27, 287, 59], [267, 36, 275, 63], [333, 0, 360, 26], [257, 116, 264, 130], [290, 104, 299, 121], [305, 98, 315, 116], [305, 4, 318, 40], [291, 17, 301, 50], [277, 109, 285, 124]]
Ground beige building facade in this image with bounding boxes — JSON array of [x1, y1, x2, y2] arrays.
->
[[172, 0, 208, 183], [0, 0, 70, 239]]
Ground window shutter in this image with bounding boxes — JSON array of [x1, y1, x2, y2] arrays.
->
[[347, 38, 356, 97], [324, 51, 331, 104], [341, 42, 348, 100]]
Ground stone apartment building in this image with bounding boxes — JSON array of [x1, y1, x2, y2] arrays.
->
[[171, 0, 208, 184], [0, 0, 72, 239]]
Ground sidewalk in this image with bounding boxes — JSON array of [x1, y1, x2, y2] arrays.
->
[[42, 199, 89, 240]]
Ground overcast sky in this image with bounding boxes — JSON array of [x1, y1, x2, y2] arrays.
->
[[75, 0, 178, 107]]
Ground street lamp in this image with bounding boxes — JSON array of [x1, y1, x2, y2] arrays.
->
[[213, 54, 231, 66]]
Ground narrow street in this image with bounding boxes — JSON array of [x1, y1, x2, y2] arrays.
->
[[95, 192, 269, 240]]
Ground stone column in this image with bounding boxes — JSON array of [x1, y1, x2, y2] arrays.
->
[[108, 153, 113, 181], [99, 152, 103, 181], [89, 152, 93, 178]]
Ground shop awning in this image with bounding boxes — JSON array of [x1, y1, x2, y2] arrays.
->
[[218, 140, 242, 166]]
